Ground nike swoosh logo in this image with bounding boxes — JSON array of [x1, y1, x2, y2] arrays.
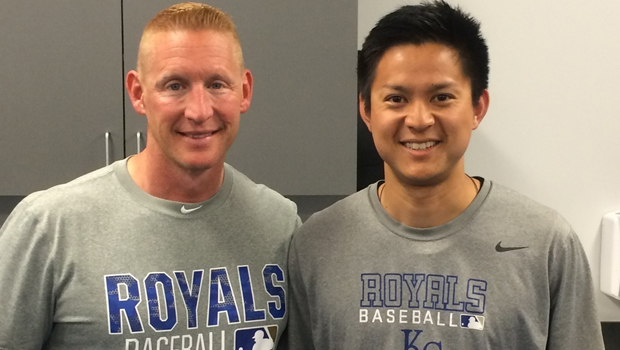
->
[[495, 241, 528, 252], [180, 205, 202, 214]]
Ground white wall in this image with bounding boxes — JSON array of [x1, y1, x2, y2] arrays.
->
[[359, 0, 620, 321]]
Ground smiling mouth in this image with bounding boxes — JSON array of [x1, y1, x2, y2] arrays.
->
[[180, 132, 215, 139], [403, 141, 438, 150]]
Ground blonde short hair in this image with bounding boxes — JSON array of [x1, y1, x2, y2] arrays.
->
[[137, 2, 243, 72]]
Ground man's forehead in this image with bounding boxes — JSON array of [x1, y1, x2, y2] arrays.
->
[[379, 43, 460, 66], [138, 29, 243, 73], [373, 44, 467, 82], [142, 29, 238, 52]]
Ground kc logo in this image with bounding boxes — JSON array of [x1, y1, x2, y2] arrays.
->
[[402, 329, 442, 350]]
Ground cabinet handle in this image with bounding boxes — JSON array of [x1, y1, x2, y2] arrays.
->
[[137, 132, 142, 154], [105, 132, 111, 166]]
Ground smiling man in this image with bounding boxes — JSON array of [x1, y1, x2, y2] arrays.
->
[[284, 1, 604, 350], [0, 3, 299, 349]]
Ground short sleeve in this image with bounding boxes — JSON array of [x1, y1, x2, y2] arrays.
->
[[0, 199, 55, 349], [546, 227, 604, 350]]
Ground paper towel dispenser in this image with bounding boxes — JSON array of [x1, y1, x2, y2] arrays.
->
[[601, 211, 620, 300]]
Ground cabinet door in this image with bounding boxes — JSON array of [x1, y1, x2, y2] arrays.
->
[[122, 1, 148, 159], [0, 0, 124, 195], [122, 1, 357, 195]]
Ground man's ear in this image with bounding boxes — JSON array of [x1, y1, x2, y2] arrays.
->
[[126, 70, 146, 115], [359, 94, 372, 132], [240, 69, 254, 114], [472, 89, 490, 130]]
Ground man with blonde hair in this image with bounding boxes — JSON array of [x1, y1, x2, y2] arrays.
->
[[0, 3, 299, 349]]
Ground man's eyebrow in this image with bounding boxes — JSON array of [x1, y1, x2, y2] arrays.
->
[[157, 72, 232, 85], [383, 82, 458, 94], [427, 82, 457, 93], [158, 73, 185, 82], [383, 84, 412, 94], [208, 73, 232, 82], [156, 74, 188, 87]]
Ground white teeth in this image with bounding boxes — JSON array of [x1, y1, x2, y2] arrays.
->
[[404, 141, 437, 150], [186, 132, 214, 139]]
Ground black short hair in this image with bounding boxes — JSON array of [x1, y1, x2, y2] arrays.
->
[[358, 1, 489, 113]]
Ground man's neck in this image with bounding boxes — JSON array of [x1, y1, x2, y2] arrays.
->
[[379, 169, 479, 229], [127, 152, 224, 203]]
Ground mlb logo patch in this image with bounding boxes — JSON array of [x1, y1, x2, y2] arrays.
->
[[460, 314, 485, 330], [234, 325, 278, 350]]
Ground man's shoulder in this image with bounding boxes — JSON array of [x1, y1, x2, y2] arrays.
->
[[310, 189, 366, 219], [2, 164, 119, 236], [488, 182, 557, 214], [485, 181, 572, 236], [288, 188, 373, 261], [295, 188, 369, 235], [226, 163, 298, 217], [21, 164, 117, 213]]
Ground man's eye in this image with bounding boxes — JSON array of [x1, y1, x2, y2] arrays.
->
[[387, 95, 404, 103], [168, 83, 181, 91], [434, 94, 451, 102], [211, 82, 224, 89]]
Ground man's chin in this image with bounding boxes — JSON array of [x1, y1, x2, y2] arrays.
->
[[172, 158, 220, 172], [393, 169, 448, 188]]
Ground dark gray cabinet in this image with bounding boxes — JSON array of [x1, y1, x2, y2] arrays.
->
[[0, 0, 124, 195], [1, 1, 357, 196]]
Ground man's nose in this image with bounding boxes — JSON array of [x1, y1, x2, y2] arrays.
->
[[404, 101, 435, 131], [185, 85, 213, 122]]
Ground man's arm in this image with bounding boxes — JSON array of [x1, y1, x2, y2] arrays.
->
[[547, 228, 605, 349], [0, 199, 54, 349]]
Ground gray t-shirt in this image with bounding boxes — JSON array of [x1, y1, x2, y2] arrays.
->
[[285, 180, 604, 350], [0, 159, 300, 349]]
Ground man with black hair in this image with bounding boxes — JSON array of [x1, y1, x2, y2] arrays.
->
[[284, 1, 604, 349]]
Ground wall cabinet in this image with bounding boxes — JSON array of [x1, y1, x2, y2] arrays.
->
[[0, 0, 124, 195], [1, 0, 357, 196]]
